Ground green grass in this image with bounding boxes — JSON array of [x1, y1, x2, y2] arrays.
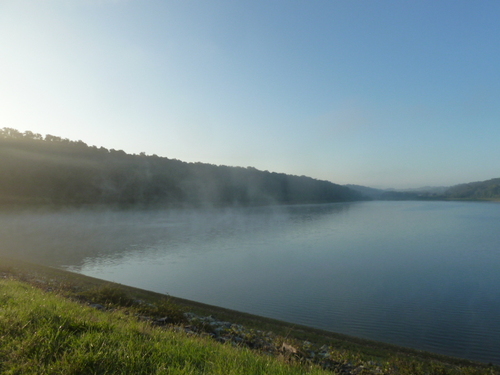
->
[[0, 257, 498, 374], [0, 279, 328, 375]]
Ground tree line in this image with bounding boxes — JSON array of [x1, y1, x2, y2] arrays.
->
[[0, 128, 364, 207], [443, 178, 500, 200]]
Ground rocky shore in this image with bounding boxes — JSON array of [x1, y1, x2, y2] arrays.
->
[[1, 258, 497, 375], [0, 264, 368, 373], [88, 300, 378, 374]]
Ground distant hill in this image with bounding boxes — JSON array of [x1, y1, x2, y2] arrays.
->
[[0, 128, 364, 207], [344, 184, 384, 199], [393, 186, 449, 195], [444, 178, 500, 200], [349, 179, 500, 201], [345, 184, 445, 200]]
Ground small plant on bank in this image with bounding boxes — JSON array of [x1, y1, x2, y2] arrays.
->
[[79, 284, 136, 307], [134, 297, 188, 325], [78, 284, 188, 325]]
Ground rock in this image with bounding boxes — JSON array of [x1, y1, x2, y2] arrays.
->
[[183, 312, 199, 320], [212, 326, 225, 336], [203, 315, 216, 323], [90, 303, 106, 310], [153, 316, 173, 325], [280, 342, 298, 355], [318, 345, 331, 359], [215, 336, 229, 344], [231, 336, 243, 344]]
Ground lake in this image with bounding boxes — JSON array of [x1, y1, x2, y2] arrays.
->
[[1, 201, 499, 364]]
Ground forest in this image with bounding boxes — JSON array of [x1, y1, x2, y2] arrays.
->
[[444, 178, 500, 200], [349, 180, 500, 201], [0, 128, 364, 207]]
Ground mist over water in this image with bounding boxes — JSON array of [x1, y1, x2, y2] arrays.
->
[[1, 201, 500, 364]]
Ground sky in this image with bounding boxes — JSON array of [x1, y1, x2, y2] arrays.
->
[[1, 0, 500, 189]]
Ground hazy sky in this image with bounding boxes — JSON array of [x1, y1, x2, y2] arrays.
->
[[1, 1, 499, 189]]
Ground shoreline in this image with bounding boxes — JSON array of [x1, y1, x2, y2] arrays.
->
[[1, 255, 497, 373]]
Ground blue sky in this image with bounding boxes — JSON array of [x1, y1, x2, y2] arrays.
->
[[1, 1, 499, 188]]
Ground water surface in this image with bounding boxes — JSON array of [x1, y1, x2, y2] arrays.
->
[[1, 201, 499, 364]]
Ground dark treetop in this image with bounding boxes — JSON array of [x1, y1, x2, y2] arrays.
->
[[0, 128, 363, 207]]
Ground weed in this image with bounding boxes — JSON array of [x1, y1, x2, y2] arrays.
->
[[79, 284, 135, 307]]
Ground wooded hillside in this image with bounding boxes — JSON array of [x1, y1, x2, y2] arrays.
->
[[0, 128, 363, 207], [444, 178, 500, 200]]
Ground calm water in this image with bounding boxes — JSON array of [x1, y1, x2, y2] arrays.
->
[[1, 201, 499, 364]]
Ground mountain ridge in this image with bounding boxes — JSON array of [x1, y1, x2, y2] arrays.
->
[[0, 128, 364, 207]]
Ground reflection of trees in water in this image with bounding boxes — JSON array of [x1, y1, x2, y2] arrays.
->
[[0, 209, 173, 268], [0, 203, 356, 270]]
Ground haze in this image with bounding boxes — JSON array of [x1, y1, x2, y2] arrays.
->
[[1, 1, 499, 189]]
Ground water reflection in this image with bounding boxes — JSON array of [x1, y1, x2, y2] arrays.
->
[[0, 203, 354, 269], [1, 201, 500, 364]]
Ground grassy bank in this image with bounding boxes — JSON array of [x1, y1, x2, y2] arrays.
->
[[0, 257, 498, 374], [0, 278, 331, 375]]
